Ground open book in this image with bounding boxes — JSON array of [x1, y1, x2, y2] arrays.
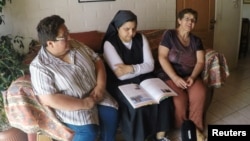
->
[[118, 78, 178, 109]]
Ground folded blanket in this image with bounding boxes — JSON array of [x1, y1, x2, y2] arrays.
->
[[2, 75, 74, 141], [202, 49, 230, 88]]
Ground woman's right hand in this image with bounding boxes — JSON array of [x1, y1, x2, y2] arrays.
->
[[82, 96, 95, 109], [173, 76, 188, 89]]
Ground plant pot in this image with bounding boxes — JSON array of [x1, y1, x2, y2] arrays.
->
[[0, 127, 28, 141]]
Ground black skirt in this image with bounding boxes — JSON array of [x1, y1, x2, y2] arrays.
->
[[106, 70, 174, 141]]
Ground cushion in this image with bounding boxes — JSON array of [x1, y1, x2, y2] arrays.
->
[[140, 29, 165, 60], [22, 29, 166, 67], [140, 29, 166, 70], [70, 30, 104, 52]]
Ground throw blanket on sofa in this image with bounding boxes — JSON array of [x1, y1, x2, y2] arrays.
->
[[2, 75, 74, 141], [202, 49, 230, 88]]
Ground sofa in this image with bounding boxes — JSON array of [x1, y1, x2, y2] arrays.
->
[[69, 29, 215, 111], [5, 29, 216, 141], [23, 29, 165, 66]]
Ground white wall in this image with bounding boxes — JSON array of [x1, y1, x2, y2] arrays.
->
[[0, 0, 176, 40], [242, 3, 250, 19]]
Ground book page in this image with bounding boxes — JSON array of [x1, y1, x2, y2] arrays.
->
[[118, 83, 157, 108], [140, 78, 178, 102]]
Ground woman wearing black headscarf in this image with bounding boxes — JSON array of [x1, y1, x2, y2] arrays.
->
[[101, 10, 174, 141]]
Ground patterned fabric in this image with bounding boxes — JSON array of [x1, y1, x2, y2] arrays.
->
[[3, 75, 74, 141], [202, 49, 230, 88]]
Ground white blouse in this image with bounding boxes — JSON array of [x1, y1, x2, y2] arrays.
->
[[103, 34, 154, 80]]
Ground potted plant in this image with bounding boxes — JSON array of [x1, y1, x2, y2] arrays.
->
[[0, 1, 36, 140], [0, 0, 12, 25], [0, 34, 30, 141]]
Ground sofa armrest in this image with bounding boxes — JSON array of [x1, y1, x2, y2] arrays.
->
[[3, 75, 74, 141]]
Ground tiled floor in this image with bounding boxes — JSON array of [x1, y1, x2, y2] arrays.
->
[[116, 52, 250, 141]]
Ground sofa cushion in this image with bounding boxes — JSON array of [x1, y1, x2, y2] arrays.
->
[[69, 29, 165, 55], [139, 29, 166, 70], [23, 29, 165, 67], [140, 29, 165, 61], [70, 30, 104, 52]]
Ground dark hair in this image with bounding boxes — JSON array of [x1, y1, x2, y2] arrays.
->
[[36, 15, 65, 47], [177, 8, 198, 22]]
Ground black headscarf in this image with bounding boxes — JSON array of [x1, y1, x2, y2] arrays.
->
[[101, 10, 137, 53]]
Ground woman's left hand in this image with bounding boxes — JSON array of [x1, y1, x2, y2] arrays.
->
[[114, 63, 134, 77], [90, 86, 105, 103], [186, 76, 194, 87]]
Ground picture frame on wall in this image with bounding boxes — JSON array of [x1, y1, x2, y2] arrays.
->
[[244, 0, 250, 4], [79, 0, 115, 2]]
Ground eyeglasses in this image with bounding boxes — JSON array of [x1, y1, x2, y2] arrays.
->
[[55, 37, 67, 41], [55, 30, 70, 41], [55, 35, 72, 42], [183, 17, 196, 23], [55, 37, 66, 41]]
